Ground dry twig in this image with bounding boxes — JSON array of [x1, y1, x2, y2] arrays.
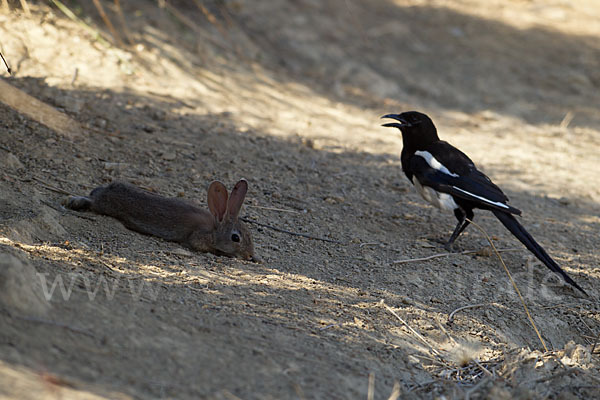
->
[[0, 50, 10, 74], [393, 248, 520, 264], [359, 242, 381, 248], [246, 204, 303, 214], [193, 0, 228, 38], [113, 0, 134, 45], [591, 331, 600, 354], [18, 0, 30, 16], [32, 176, 72, 195], [367, 372, 375, 400], [159, 0, 234, 53], [241, 217, 345, 244], [448, 303, 495, 324], [473, 359, 493, 377], [466, 218, 548, 352], [0, 79, 81, 138], [48, 0, 111, 47], [92, 0, 123, 46], [380, 300, 444, 360], [97, 259, 117, 274], [559, 111, 575, 129], [388, 381, 401, 400]]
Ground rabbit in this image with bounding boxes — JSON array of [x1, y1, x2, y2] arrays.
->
[[62, 179, 255, 261]]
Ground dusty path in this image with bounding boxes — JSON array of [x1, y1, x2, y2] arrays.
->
[[0, 1, 599, 398]]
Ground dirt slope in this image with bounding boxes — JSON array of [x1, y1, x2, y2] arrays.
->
[[0, 1, 599, 398]]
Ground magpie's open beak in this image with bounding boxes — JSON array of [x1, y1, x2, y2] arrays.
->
[[381, 113, 412, 128]]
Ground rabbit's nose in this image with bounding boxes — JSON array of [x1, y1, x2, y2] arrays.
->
[[249, 254, 262, 263]]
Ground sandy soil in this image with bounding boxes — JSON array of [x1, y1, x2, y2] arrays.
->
[[0, 1, 599, 398]]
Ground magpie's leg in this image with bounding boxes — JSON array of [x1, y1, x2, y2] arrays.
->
[[445, 208, 474, 251], [456, 209, 474, 239]]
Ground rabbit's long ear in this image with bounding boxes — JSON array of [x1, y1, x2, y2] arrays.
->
[[207, 181, 228, 221], [227, 179, 248, 219]]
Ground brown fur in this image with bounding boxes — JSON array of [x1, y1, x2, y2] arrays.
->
[[63, 180, 254, 260]]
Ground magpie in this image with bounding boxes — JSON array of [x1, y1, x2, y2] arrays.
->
[[382, 111, 587, 295]]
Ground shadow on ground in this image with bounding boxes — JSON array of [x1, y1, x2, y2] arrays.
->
[[62, 0, 600, 128], [1, 75, 599, 398]]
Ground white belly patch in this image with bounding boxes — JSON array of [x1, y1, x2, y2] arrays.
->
[[413, 177, 458, 211]]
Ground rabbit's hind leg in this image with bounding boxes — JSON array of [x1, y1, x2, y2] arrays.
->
[[62, 196, 93, 211]]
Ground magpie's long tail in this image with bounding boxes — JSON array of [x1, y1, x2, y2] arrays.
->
[[492, 210, 587, 295]]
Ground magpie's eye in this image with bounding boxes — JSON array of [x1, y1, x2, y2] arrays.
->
[[231, 233, 240, 243]]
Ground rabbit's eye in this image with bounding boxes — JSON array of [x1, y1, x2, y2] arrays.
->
[[231, 233, 240, 242]]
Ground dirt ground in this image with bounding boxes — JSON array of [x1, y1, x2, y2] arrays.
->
[[0, 0, 599, 398]]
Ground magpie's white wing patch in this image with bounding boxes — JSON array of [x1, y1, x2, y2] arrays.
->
[[451, 186, 510, 209], [415, 151, 459, 177], [409, 149, 519, 214]]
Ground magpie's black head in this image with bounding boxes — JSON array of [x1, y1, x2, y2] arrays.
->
[[381, 111, 439, 148]]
